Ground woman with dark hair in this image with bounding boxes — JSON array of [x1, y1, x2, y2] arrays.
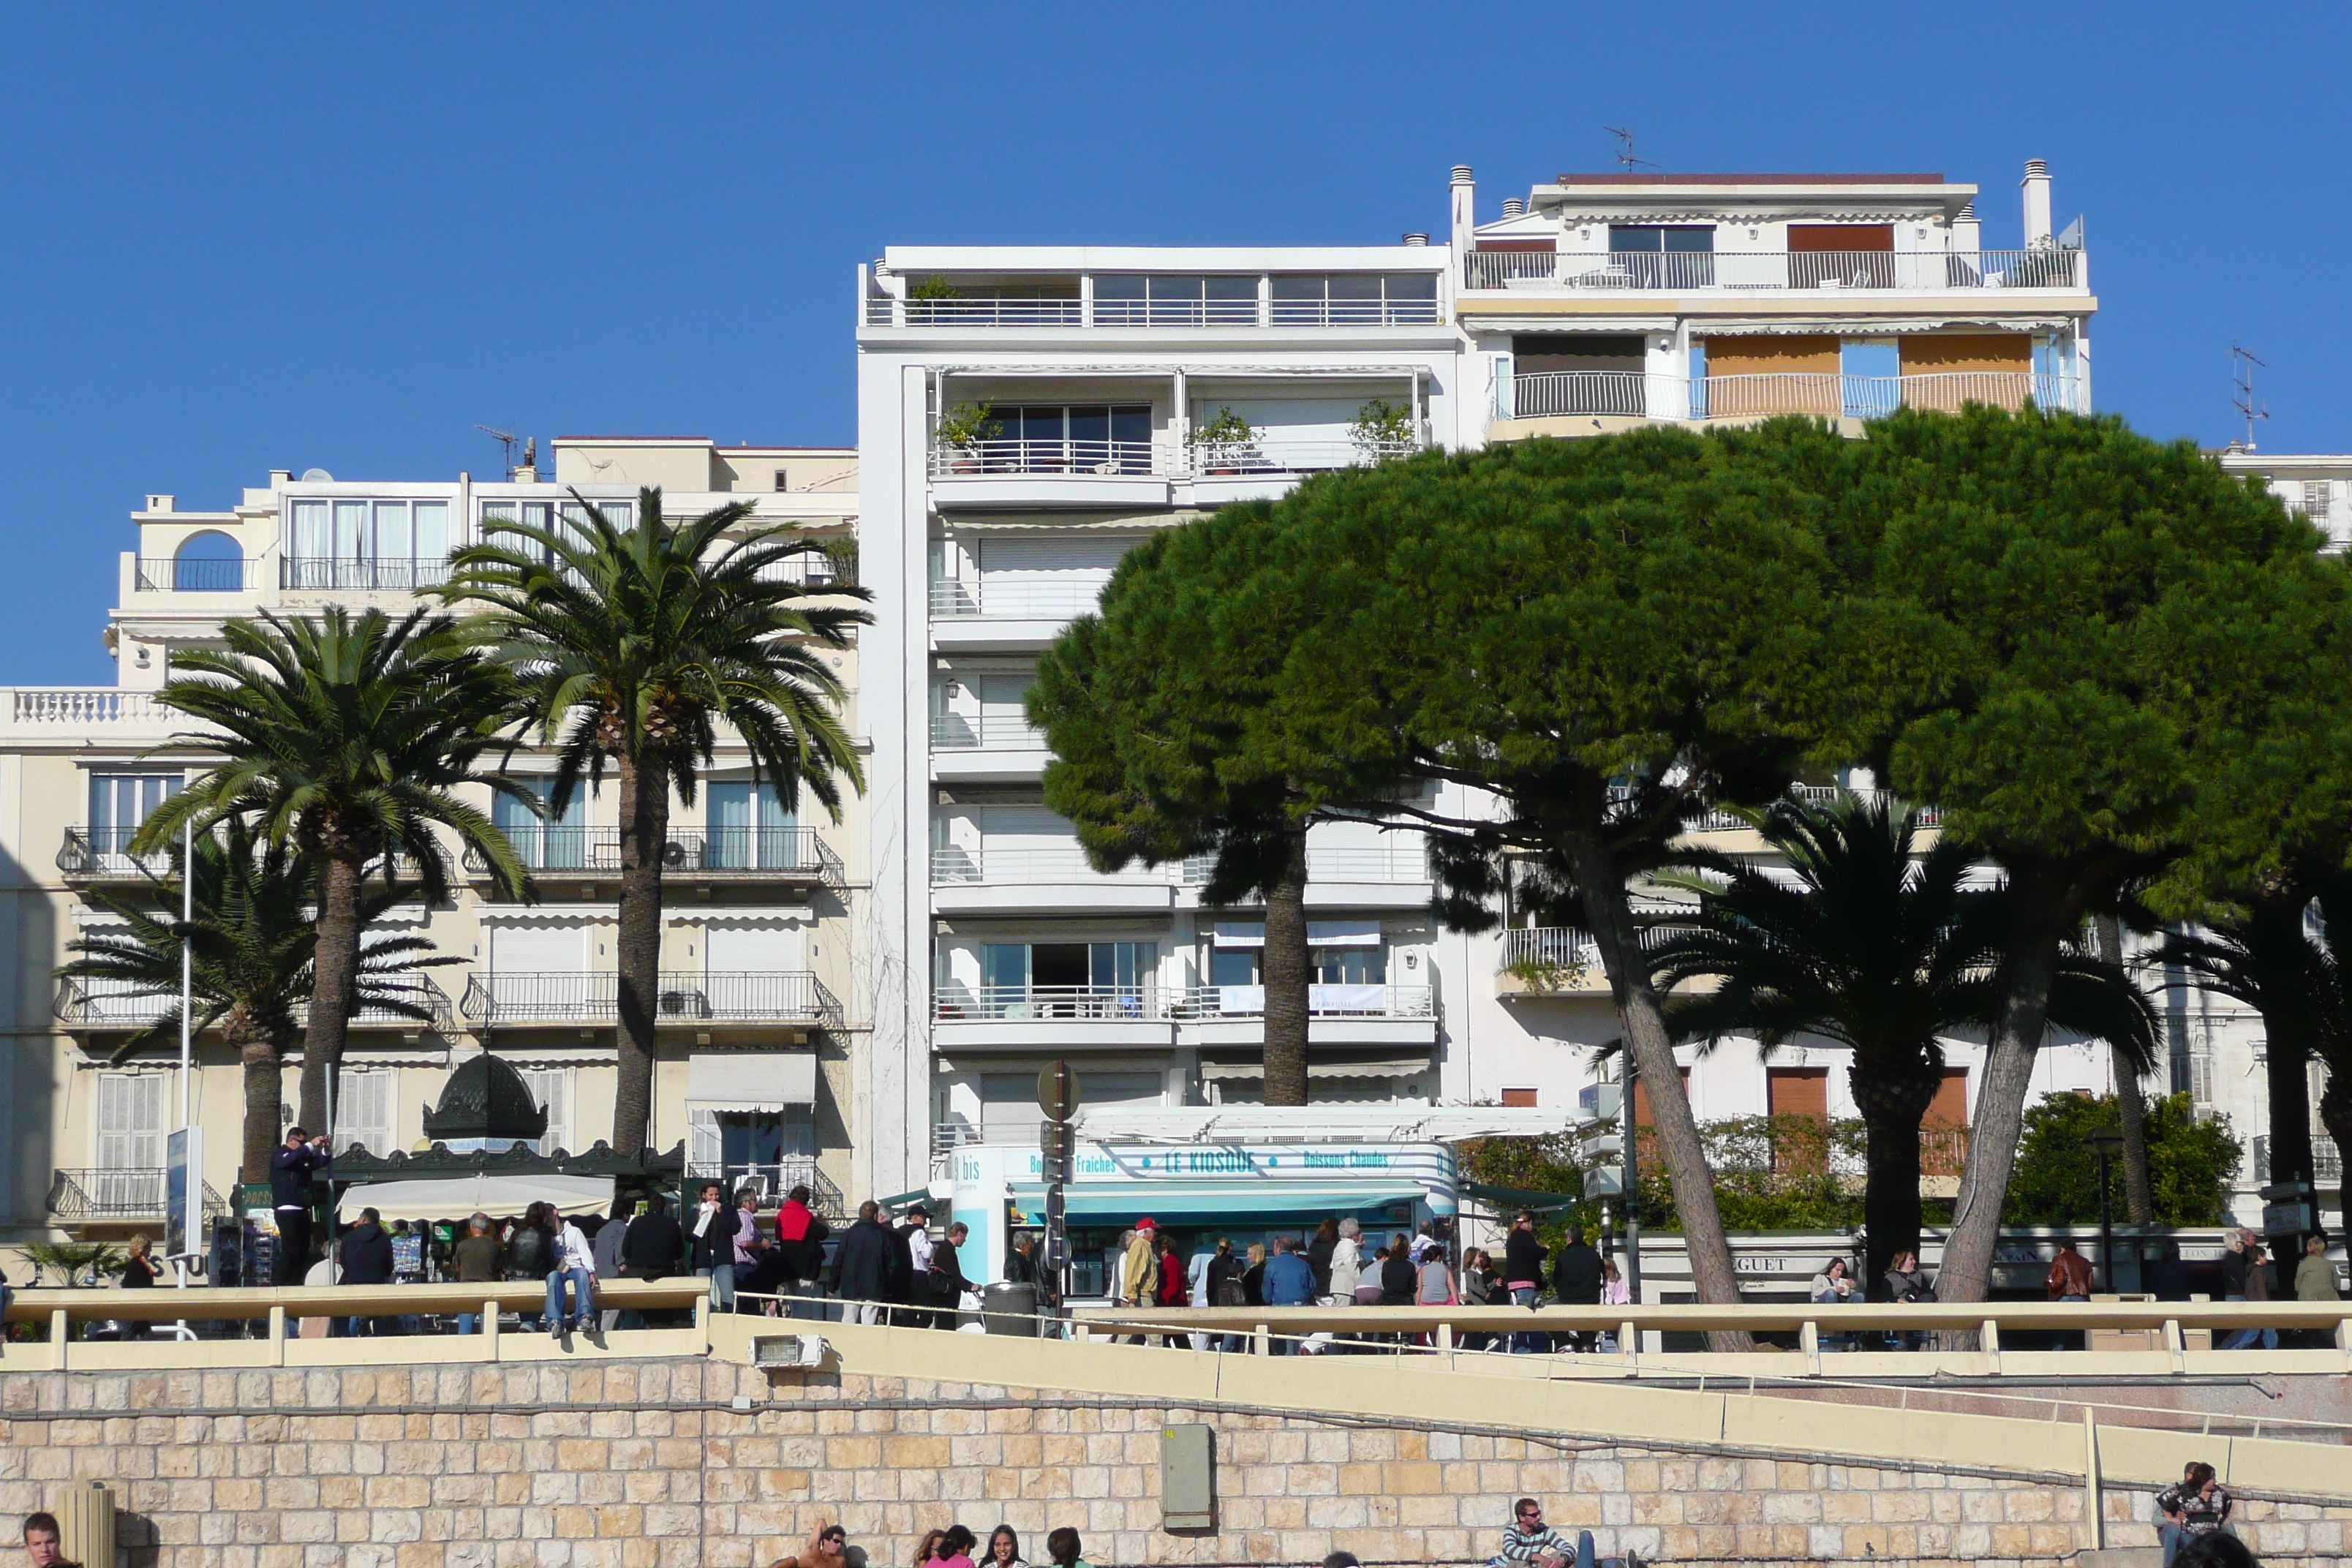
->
[[1155, 1230, 1186, 1309], [1379, 1233, 1417, 1305], [1043, 1528, 1090, 1568], [507, 1206, 553, 1330], [2155, 1461, 2234, 1566], [982, 1525, 1026, 1567], [1308, 1215, 1339, 1299], [909, 1531, 945, 1568], [920, 1525, 977, 1568]]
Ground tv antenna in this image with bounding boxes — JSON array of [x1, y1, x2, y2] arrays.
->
[[2230, 344, 2269, 451], [1603, 127, 1659, 172], [475, 425, 522, 478]]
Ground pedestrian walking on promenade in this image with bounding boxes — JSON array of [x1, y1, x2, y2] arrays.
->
[[2297, 1234, 2341, 1301], [1503, 1213, 1549, 1354], [828, 1200, 895, 1325], [1328, 1217, 1363, 1306]]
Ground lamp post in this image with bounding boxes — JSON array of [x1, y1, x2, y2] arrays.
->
[[2088, 1130, 2125, 1292]]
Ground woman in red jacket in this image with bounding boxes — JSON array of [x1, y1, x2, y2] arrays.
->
[[1156, 1229, 1187, 1308]]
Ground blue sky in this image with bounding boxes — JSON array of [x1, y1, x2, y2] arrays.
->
[[2, 4, 2347, 682]]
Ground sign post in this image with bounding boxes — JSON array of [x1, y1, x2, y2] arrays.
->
[[1037, 1060, 1081, 1328], [165, 1127, 203, 1266]]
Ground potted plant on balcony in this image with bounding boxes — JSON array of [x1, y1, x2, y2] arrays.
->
[[935, 403, 1000, 475], [1192, 407, 1258, 476], [1350, 399, 1415, 462], [906, 273, 962, 323]]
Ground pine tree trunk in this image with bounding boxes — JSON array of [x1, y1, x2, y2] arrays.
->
[[237, 1021, 286, 1184], [1261, 826, 1311, 1107], [297, 852, 364, 1136], [1850, 1066, 1940, 1285], [2255, 899, 2316, 1215], [613, 753, 668, 1158], [1562, 827, 1748, 1343], [2094, 914, 2157, 1224], [1936, 905, 2064, 1311]]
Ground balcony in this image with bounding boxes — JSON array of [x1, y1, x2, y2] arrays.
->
[[459, 970, 843, 1030], [134, 557, 259, 592], [930, 577, 1107, 622], [464, 826, 844, 889], [936, 983, 1162, 1022], [1498, 372, 2083, 425], [865, 295, 1444, 329], [48, 1168, 227, 1225], [280, 557, 453, 592], [930, 844, 1175, 915], [930, 437, 1177, 509], [0, 688, 183, 742], [58, 826, 173, 881], [56, 974, 456, 1032], [931, 712, 1049, 781], [1463, 247, 2086, 295], [1175, 983, 1431, 1019], [1683, 785, 1942, 834], [684, 1156, 846, 1219]]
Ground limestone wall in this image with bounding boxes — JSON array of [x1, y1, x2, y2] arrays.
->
[[2, 1358, 2348, 1568]]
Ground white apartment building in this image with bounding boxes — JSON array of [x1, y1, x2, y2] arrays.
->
[[856, 159, 2131, 1245], [0, 438, 867, 1256]]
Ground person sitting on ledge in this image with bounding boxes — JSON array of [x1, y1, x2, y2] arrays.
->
[[1491, 1496, 1577, 1567], [2155, 1461, 2236, 1566], [766, 1520, 849, 1568]]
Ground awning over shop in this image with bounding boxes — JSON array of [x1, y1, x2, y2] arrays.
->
[[685, 1048, 815, 1112], [1008, 1182, 1427, 1221], [336, 1173, 616, 1222]]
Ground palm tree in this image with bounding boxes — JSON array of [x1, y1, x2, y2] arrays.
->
[[132, 608, 530, 1133], [59, 819, 461, 1182], [1650, 792, 2158, 1284], [437, 487, 868, 1156]]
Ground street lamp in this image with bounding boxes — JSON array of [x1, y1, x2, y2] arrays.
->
[[2088, 1131, 2126, 1292]]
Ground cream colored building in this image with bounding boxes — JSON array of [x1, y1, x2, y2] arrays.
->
[[0, 437, 867, 1262]]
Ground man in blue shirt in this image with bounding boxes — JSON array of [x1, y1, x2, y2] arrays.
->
[[1261, 1234, 1316, 1354]]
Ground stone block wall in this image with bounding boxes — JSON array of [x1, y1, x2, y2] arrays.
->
[[1, 1358, 2345, 1567]]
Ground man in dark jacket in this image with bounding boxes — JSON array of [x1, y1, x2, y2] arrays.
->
[[827, 1201, 894, 1324], [268, 1128, 330, 1284], [687, 1181, 742, 1309], [1502, 1212, 1551, 1354], [1551, 1225, 1605, 1352], [622, 1192, 684, 1279], [339, 1207, 396, 1337], [928, 1221, 974, 1330]]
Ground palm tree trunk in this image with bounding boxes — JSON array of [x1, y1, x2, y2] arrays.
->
[[1561, 827, 1748, 1342], [1261, 826, 1311, 1107], [1937, 907, 2065, 1309], [1850, 1068, 1940, 1285], [613, 753, 668, 1158], [297, 851, 364, 1136], [237, 1023, 286, 1184], [2094, 913, 2158, 1224]]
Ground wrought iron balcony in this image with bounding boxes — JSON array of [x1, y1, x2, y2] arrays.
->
[[48, 1168, 227, 1223], [135, 557, 258, 592], [56, 973, 453, 1031], [58, 826, 172, 880], [460, 970, 843, 1028], [464, 826, 844, 887], [683, 1156, 846, 1220]]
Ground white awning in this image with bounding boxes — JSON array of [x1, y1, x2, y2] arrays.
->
[[686, 1049, 816, 1112], [1072, 1104, 1578, 1145], [1212, 919, 1382, 948], [336, 1173, 614, 1222], [1198, 1057, 1433, 1082]]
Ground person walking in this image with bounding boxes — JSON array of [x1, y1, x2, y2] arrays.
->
[[1459, 1247, 1497, 1350], [2045, 1240, 2094, 1302], [1551, 1225, 1603, 1352], [827, 1200, 896, 1324], [1417, 1236, 1458, 1350], [268, 1128, 330, 1285], [930, 1221, 974, 1329], [982, 1525, 1026, 1568], [1186, 1235, 1218, 1351], [1262, 1234, 1316, 1353], [1207, 1237, 1246, 1352], [120, 1234, 162, 1289], [1502, 1212, 1549, 1354], [2296, 1234, 2341, 1301], [688, 1183, 743, 1312], [590, 1199, 633, 1330], [1599, 1258, 1631, 1351], [2225, 1241, 2279, 1350], [2155, 1461, 2234, 1565], [774, 1185, 832, 1320], [451, 1213, 504, 1335], [1328, 1217, 1364, 1307], [1308, 1216, 1339, 1300], [543, 1202, 599, 1340], [893, 1204, 932, 1327], [1120, 1218, 1158, 1308]]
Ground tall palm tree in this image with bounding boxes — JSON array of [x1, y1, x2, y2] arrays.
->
[[1650, 792, 2158, 1283], [132, 608, 530, 1132], [59, 819, 460, 1180], [437, 487, 868, 1156]]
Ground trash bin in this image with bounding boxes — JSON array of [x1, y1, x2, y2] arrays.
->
[[981, 1282, 1039, 1336]]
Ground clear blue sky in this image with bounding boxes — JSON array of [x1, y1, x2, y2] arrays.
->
[[2, 5, 2346, 683]]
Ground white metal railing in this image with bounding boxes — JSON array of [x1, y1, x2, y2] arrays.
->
[[929, 438, 1166, 480], [1180, 846, 1430, 883], [1499, 372, 2082, 423], [1176, 984, 1433, 1019], [279, 556, 453, 592], [930, 846, 1153, 885], [1506, 371, 1651, 419], [929, 577, 1111, 620], [930, 712, 1048, 750], [935, 984, 1163, 1021], [7, 688, 170, 728], [1685, 785, 1944, 832], [1500, 927, 1599, 973], [1189, 437, 1418, 474], [459, 970, 843, 1026], [1465, 248, 2086, 293], [866, 294, 1444, 328]]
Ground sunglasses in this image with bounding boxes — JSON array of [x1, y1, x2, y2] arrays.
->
[[822, 1533, 845, 1545]]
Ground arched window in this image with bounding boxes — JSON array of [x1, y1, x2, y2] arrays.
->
[[171, 530, 244, 592]]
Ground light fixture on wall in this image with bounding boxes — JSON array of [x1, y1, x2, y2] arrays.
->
[[135, 647, 151, 668]]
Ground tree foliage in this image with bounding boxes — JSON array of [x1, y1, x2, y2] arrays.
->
[[2003, 1093, 2241, 1226]]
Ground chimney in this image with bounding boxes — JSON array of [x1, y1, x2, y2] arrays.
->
[[1401, 233, 1428, 246], [2021, 159, 2053, 248], [1450, 164, 1475, 257], [1952, 199, 1980, 256], [1501, 197, 1526, 219]]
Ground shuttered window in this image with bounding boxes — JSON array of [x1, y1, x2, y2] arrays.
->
[[96, 1072, 166, 1169], [333, 1068, 394, 1158], [521, 1067, 571, 1157]]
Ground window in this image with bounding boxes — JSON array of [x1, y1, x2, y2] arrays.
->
[[1315, 946, 1388, 985], [331, 1067, 393, 1158], [284, 498, 452, 589], [1269, 273, 1439, 325], [478, 497, 633, 567], [1093, 275, 1256, 326], [95, 1071, 166, 1169], [976, 941, 1156, 1017], [88, 772, 180, 851], [494, 779, 591, 868], [1606, 227, 1715, 289], [706, 782, 797, 869], [2303, 481, 2333, 520], [970, 405, 1153, 473], [687, 1105, 817, 1175], [520, 1067, 572, 1157]]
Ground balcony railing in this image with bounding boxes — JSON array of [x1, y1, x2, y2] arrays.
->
[[930, 712, 1047, 750], [1175, 984, 1433, 1019], [933, 843, 1431, 887], [55, 973, 454, 1030], [465, 826, 843, 886], [58, 826, 173, 880], [1499, 372, 2081, 423], [5, 688, 173, 732], [685, 1158, 846, 1220], [48, 1168, 227, 1223], [1182, 846, 1431, 883], [930, 577, 1110, 621], [935, 984, 1162, 1021], [867, 295, 1444, 328], [1684, 785, 1942, 833], [1464, 247, 2085, 293], [930, 437, 1419, 483], [135, 557, 258, 592], [280, 556, 453, 592], [460, 970, 843, 1028]]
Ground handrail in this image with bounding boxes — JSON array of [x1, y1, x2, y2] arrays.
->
[[459, 969, 843, 1027], [1464, 247, 2086, 293], [463, 826, 843, 885], [134, 557, 257, 592], [1072, 1300, 2352, 1333], [2, 1279, 714, 1323]]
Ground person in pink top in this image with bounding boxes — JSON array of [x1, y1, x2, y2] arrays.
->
[[920, 1526, 978, 1568]]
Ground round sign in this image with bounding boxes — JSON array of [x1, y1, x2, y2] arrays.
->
[[1037, 1060, 1082, 1123]]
